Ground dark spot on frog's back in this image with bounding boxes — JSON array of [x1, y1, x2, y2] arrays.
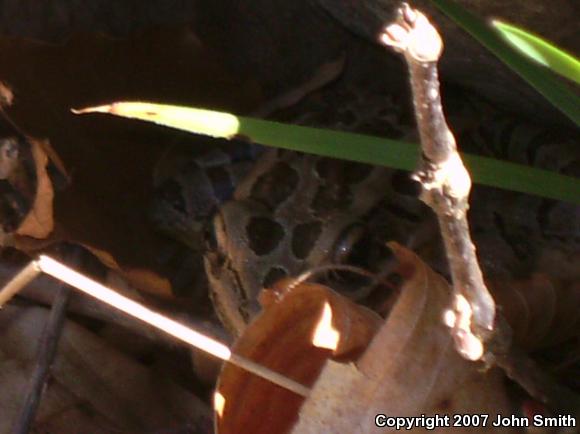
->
[[250, 162, 299, 209], [246, 217, 284, 255], [292, 221, 323, 259]]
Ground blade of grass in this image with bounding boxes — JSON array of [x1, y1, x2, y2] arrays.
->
[[492, 20, 580, 85], [429, 0, 580, 126], [74, 102, 580, 204]]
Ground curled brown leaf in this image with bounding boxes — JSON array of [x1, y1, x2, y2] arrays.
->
[[15, 139, 53, 239], [216, 282, 381, 434]]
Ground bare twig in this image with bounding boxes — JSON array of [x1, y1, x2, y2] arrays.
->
[[12, 247, 85, 434], [380, 2, 497, 361], [0, 258, 225, 351], [36, 255, 311, 397], [379, 3, 580, 414], [0, 255, 310, 398], [13, 284, 70, 434], [0, 261, 41, 306]]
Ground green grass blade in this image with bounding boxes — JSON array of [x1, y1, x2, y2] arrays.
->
[[429, 0, 580, 126], [75, 102, 580, 204], [492, 20, 580, 85]]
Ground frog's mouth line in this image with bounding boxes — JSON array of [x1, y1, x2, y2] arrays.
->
[[204, 251, 250, 337]]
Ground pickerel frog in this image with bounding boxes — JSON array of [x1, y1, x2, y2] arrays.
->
[[203, 148, 427, 334], [153, 83, 580, 337], [154, 87, 432, 335]]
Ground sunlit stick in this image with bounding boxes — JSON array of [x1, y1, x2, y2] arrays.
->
[[0, 261, 41, 306], [36, 255, 230, 359], [35, 255, 310, 397]]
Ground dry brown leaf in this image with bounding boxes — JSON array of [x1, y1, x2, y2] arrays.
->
[[292, 243, 517, 433], [15, 139, 53, 238], [0, 305, 212, 434], [215, 282, 381, 434]]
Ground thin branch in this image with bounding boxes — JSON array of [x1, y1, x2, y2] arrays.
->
[[34, 255, 310, 397], [380, 2, 496, 361], [379, 3, 580, 414], [13, 246, 84, 434], [0, 261, 41, 306], [0, 255, 311, 399], [0, 259, 225, 351], [13, 284, 70, 434]]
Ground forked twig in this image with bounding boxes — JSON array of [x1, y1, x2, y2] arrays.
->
[[379, 2, 580, 416]]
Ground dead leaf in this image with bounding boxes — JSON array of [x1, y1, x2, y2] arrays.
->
[[15, 139, 53, 238], [215, 282, 381, 434], [292, 243, 516, 433], [0, 81, 14, 106]]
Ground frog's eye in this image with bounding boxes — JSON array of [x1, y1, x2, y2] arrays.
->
[[333, 224, 369, 265]]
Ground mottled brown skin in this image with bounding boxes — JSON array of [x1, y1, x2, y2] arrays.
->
[[153, 82, 580, 335]]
